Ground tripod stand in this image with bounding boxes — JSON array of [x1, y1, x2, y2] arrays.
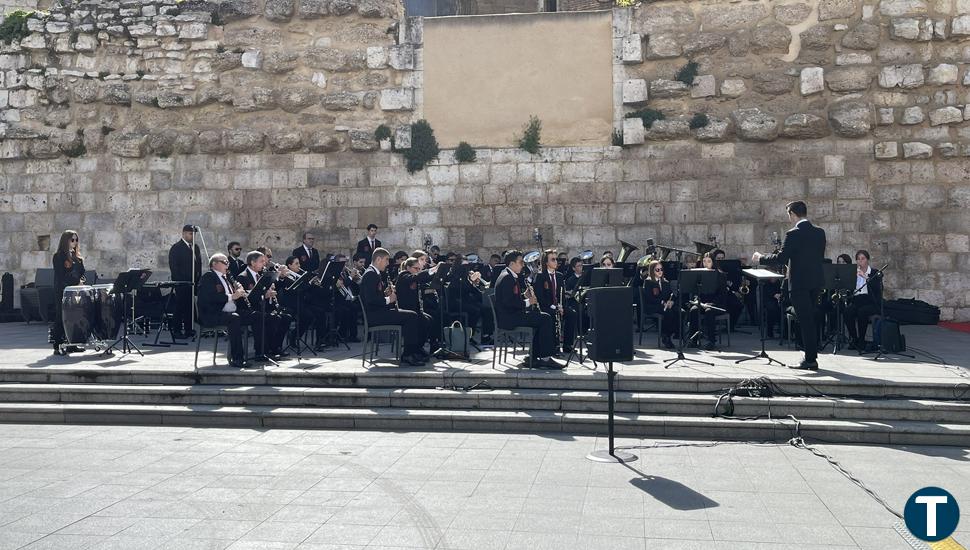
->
[[735, 269, 786, 367], [103, 269, 152, 357], [817, 263, 854, 355], [665, 266, 715, 369]]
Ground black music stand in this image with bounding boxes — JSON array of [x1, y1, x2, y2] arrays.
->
[[144, 281, 190, 348], [819, 264, 855, 354], [664, 269, 717, 368], [285, 270, 318, 361], [736, 268, 786, 366], [103, 269, 152, 356], [591, 268, 624, 288], [318, 260, 350, 350]]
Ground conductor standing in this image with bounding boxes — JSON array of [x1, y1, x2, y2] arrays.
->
[[752, 201, 826, 370]]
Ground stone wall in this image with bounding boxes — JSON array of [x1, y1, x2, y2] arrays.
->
[[0, 0, 969, 320]]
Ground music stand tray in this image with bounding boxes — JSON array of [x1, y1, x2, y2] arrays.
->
[[104, 269, 153, 356], [821, 263, 856, 354], [736, 268, 786, 366]]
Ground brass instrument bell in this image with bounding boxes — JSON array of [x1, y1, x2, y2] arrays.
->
[[617, 240, 639, 263]]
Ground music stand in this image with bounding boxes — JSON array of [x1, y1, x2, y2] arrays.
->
[[820, 264, 855, 354], [661, 260, 682, 281], [285, 270, 318, 360], [735, 268, 786, 366], [617, 262, 638, 281], [664, 269, 718, 368], [578, 264, 595, 287], [103, 269, 152, 356], [318, 260, 349, 350], [590, 268, 623, 288]]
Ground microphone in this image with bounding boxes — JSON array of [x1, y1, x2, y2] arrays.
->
[[533, 227, 541, 244]]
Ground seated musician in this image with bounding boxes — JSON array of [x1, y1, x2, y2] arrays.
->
[[599, 255, 615, 269], [564, 257, 588, 338], [533, 250, 575, 354], [277, 255, 328, 350], [395, 257, 442, 353], [836, 253, 853, 265], [641, 260, 679, 349], [494, 250, 563, 369], [332, 254, 362, 342], [197, 253, 260, 368], [845, 249, 882, 351], [709, 253, 744, 330], [556, 251, 569, 276], [445, 255, 484, 340], [236, 250, 293, 361], [361, 248, 429, 366], [688, 253, 731, 350]]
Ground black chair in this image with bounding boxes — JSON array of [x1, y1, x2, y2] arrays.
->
[[359, 300, 401, 367], [636, 288, 664, 347], [485, 292, 533, 369]]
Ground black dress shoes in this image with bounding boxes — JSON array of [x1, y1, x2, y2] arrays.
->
[[228, 359, 247, 369], [401, 354, 426, 366], [789, 360, 819, 371], [661, 337, 675, 349]]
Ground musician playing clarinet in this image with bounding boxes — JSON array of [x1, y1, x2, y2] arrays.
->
[[360, 248, 429, 366], [533, 250, 574, 354], [236, 250, 293, 361], [844, 249, 882, 352], [395, 257, 441, 353], [641, 260, 679, 350], [197, 253, 260, 368], [688, 253, 730, 351], [494, 250, 563, 369]]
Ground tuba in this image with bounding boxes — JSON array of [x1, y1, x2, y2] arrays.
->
[[617, 240, 639, 263]]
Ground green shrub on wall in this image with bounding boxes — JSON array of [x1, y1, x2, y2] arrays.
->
[[403, 120, 440, 173], [374, 124, 392, 142], [517, 116, 542, 155], [455, 141, 476, 163], [0, 10, 34, 45], [625, 108, 665, 129], [675, 61, 699, 86], [689, 113, 709, 129]]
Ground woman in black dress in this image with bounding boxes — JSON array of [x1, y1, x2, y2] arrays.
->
[[52, 230, 86, 355], [641, 260, 679, 349]]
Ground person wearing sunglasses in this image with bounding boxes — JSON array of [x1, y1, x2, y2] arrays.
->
[[227, 241, 246, 276], [641, 260, 678, 349], [197, 253, 259, 368], [52, 230, 87, 355]]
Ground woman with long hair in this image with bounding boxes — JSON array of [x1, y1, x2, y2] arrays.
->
[[641, 260, 678, 349], [52, 230, 86, 355]]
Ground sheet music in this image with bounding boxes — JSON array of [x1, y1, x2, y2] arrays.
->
[[742, 268, 786, 280]]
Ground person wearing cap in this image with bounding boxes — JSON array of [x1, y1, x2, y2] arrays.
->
[[168, 224, 203, 339]]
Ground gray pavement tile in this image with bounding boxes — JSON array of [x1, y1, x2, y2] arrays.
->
[[268, 505, 341, 524], [579, 515, 645, 538], [302, 523, 383, 546], [0, 531, 45, 550], [84, 535, 159, 550], [54, 516, 137, 536], [225, 542, 298, 550], [369, 525, 443, 548], [18, 533, 105, 550], [512, 512, 582, 535], [241, 521, 321, 543], [844, 526, 915, 550], [643, 518, 713, 541], [436, 528, 509, 550], [116, 517, 201, 539], [155, 537, 232, 550], [575, 535, 645, 550], [502, 531, 578, 550], [179, 519, 261, 540]]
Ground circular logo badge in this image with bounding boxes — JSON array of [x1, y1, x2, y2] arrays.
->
[[904, 487, 960, 542]]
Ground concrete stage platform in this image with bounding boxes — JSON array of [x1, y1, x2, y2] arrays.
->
[[0, 322, 968, 445]]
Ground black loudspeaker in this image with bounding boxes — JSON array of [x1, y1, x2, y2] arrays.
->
[[586, 287, 634, 362]]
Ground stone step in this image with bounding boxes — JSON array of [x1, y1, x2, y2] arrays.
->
[[1, 383, 968, 423], [0, 366, 962, 400], [0, 402, 966, 446]]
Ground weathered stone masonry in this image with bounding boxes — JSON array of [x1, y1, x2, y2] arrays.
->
[[0, 0, 969, 320]]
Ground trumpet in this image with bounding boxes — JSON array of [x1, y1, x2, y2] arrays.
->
[[343, 265, 362, 283], [468, 269, 489, 290]]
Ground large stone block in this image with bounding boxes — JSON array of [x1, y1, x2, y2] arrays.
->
[[826, 67, 873, 91], [682, 33, 727, 56], [903, 141, 933, 158], [691, 75, 716, 98], [781, 114, 831, 139], [750, 23, 791, 53], [901, 106, 924, 124], [929, 106, 963, 125], [622, 79, 648, 104], [623, 118, 645, 145], [775, 3, 812, 25], [828, 100, 872, 137], [927, 63, 958, 85], [379, 89, 414, 111], [649, 79, 688, 98], [732, 108, 779, 141], [265, 0, 295, 21], [720, 78, 746, 98], [878, 64, 924, 88], [841, 22, 881, 50], [800, 67, 825, 96], [819, 0, 860, 20], [622, 34, 643, 63], [645, 33, 681, 58], [879, 0, 928, 16]]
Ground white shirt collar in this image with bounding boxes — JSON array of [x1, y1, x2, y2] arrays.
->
[[247, 267, 260, 281], [304, 244, 312, 254], [182, 239, 192, 248], [795, 219, 810, 228]]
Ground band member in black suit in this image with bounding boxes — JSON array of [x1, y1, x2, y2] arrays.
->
[[445, 255, 484, 342], [395, 257, 441, 351], [844, 249, 883, 351], [494, 250, 563, 369], [411, 250, 443, 343], [292, 232, 320, 273], [236, 250, 293, 361], [197, 254, 260, 368], [563, 257, 588, 343], [641, 260, 679, 349], [227, 241, 246, 277], [360, 248, 428, 366], [533, 250, 575, 354], [332, 254, 362, 342], [556, 252, 569, 276], [753, 200, 827, 370], [51, 230, 87, 355], [168, 224, 203, 339], [355, 224, 382, 266]]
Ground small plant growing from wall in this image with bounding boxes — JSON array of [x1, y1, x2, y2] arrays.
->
[[625, 108, 665, 128], [403, 119, 440, 173], [689, 113, 710, 129], [375, 124, 393, 150], [0, 10, 34, 44], [612, 129, 623, 146], [454, 141, 476, 163], [675, 61, 699, 86], [517, 115, 542, 155]]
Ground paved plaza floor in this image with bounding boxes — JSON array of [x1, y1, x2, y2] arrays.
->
[[0, 424, 968, 550]]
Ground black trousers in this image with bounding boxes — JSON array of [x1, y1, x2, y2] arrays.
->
[[172, 284, 194, 335], [724, 293, 744, 329], [644, 305, 679, 337], [214, 311, 259, 361], [561, 307, 576, 350], [368, 307, 427, 355], [335, 297, 359, 338], [845, 295, 878, 343], [688, 306, 718, 344], [51, 291, 66, 346], [251, 310, 291, 356], [498, 310, 555, 359], [790, 288, 820, 361]]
